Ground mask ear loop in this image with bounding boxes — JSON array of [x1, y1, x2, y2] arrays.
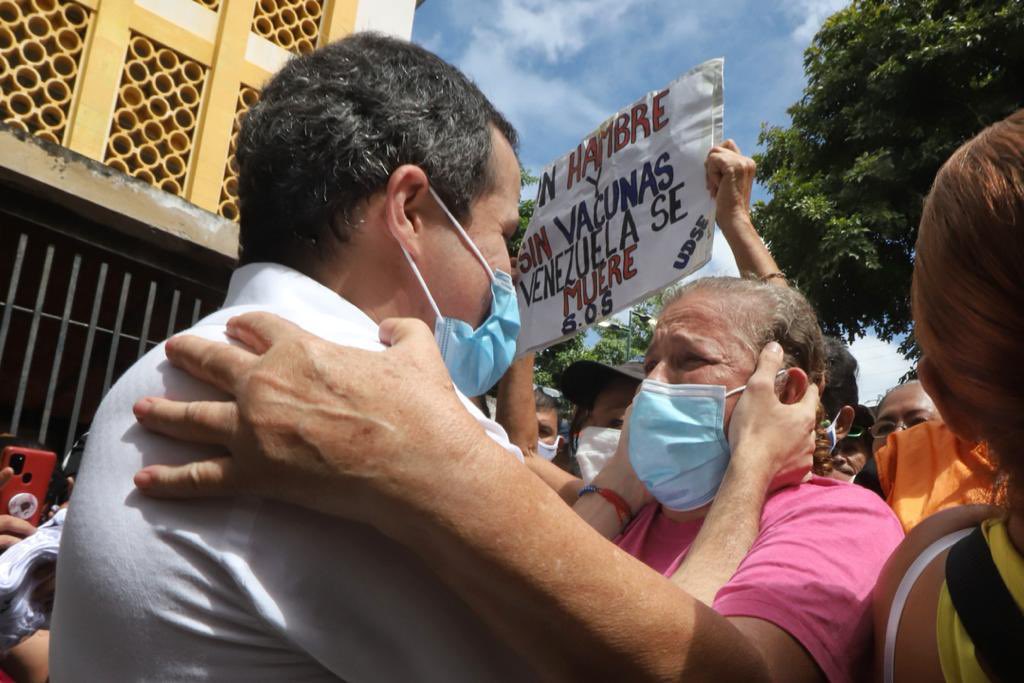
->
[[400, 248, 444, 323], [428, 186, 498, 284], [724, 369, 790, 398], [824, 411, 842, 451]]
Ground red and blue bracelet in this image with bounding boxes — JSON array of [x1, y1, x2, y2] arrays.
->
[[578, 484, 633, 526]]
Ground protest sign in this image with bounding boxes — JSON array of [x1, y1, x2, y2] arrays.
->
[[515, 58, 724, 354]]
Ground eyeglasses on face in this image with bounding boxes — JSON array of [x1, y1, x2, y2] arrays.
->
[[870, 417, 931, 440]]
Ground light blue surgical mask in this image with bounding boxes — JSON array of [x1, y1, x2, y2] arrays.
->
[[628, 379, 746, 511], [400, 187, 520, 397]]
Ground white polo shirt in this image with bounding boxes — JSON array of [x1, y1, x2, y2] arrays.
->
[[50, 263, 534, 681]]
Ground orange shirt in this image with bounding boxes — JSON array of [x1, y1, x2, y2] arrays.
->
[[875, 421, 999, 532]]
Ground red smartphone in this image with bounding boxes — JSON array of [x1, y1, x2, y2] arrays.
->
[[0, 446, 56, 526]]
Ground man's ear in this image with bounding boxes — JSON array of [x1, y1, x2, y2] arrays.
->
[[777, 367, 809, 405], [383, 165, 432, 257], [835, 405, 855, 440]]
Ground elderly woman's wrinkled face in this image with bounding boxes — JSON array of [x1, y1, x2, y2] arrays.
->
[[642, 291, 757, 434]]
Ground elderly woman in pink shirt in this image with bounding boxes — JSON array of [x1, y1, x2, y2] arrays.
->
[[588, 276, 903, 682]]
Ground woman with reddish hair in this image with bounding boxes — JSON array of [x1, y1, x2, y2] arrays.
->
[[875, 109, 1024, 682]]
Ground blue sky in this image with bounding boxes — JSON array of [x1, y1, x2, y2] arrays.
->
[[411, 0, 911, 404]]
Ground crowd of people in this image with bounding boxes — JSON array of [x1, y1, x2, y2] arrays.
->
[[0, 31, 1019, 682]]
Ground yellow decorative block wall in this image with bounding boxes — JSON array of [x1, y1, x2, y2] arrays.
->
[[217, 83, 257, 221], [103, 32, 206, 196], [0, 0, 94, 145], [251, 0, 322, 55], [0, 0, 366, 219]]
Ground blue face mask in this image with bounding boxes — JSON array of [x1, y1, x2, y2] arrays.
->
[[628, 379, 746, 511], [400, 187, 520, 398]]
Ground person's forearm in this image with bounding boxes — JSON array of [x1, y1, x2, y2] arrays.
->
[[375, 438, 770, 682], [524, 457, 580, 506], [573, 456, 649, 539], [718, 213, 785, 285], [670, 449, 773, 605], [494, 354, 539, 455]]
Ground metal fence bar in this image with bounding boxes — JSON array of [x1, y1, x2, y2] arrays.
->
[[166, 289, 180, 338], [64, 263, 108, 456], [0, 233, 28, 369], [10, 244, 55, 434], [137, 281, 157, 359], [191, 298, 202, 326], [1, 202, 230, 294], [38, 254, 81, 444], [0, 302, 166, 345], [102, 272, 132, 395]]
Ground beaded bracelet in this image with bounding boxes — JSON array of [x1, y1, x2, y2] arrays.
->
[[578, 484, 633, 526]]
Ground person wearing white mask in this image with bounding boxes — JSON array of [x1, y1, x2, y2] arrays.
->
[[492, 357, 639, 492], [50, 34, 535, 681], [561, 360, 644, 481], [532, 387, 563, 461]]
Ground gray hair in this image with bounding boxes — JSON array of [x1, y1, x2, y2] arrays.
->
[[876, 380, 922, 413], [660, 277, 827, 387]]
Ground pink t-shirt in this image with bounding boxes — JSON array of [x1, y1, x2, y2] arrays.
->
[[616, 476, 903, 683]]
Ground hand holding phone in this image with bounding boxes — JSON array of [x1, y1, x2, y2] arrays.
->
[[0, 465, 36, 547], [0, 447, 57, 527], [0, 513, 35, 550]]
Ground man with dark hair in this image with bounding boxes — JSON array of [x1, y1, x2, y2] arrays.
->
[[50, 34, 533, 680], [821, 336, 858, 420], [234, 34, 518, 271]]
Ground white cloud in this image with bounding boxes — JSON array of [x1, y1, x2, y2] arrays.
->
[[423, 1, 720, 173], [497, 0, 642, 62], [459, 27, 609, 145], [848, 334, 913, 406], [784, 0, 850, 43]]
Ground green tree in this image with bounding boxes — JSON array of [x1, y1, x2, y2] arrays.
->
[[512, 168, 537, 255], [588, 297, 661, 366], [753, 0, 1024, 354], [532, 334, 596, 389]]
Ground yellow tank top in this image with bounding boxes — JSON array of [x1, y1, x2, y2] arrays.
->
[[936, 518, 1024, 682]]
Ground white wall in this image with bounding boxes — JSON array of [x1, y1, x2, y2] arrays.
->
[[354, 0, 418, 39]]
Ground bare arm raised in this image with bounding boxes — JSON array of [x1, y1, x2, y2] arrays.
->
[[707, 140, 786, 285]]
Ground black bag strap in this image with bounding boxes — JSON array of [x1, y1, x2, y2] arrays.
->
[[945, 524, 1024, 681]]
